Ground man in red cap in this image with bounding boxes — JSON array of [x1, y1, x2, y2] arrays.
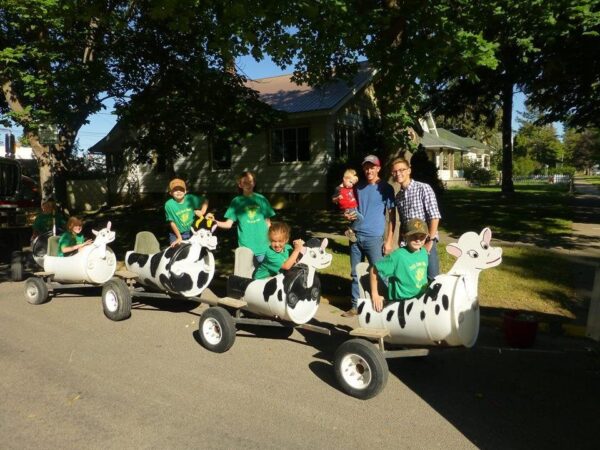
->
[[341, 154, 396, 317]]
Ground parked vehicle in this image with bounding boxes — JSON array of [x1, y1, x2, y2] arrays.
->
[[0, 157, 40, 267]]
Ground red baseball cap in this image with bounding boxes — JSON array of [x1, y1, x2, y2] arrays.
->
[[362, 155, 381, 166]]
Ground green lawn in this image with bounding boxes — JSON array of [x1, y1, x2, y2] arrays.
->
[[441, 184, 573, 247], [578, 175, 600, 190], [92, 182, 584, 321]]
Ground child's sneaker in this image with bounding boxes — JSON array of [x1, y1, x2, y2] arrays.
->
[[345, 228, 357, 242]]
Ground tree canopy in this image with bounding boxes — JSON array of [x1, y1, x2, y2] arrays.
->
[[2, 0, 599, 201], [563, 127, 600, 173], [421, 0, 600, 192]]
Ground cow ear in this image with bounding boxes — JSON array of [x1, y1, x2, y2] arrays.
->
[[92, 229, 98, 236], [211, 224, 217, 233], [481, 227, 492, 244], [107, 221, 112, 230], [446, 243, 462, 258], [320, 238, 328, 249]]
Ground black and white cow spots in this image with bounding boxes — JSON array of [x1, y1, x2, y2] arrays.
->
[[125, 229, 217, 298], [43, 221, 116, 284], [357, 228, 503, 348], [238, 238, 332, 325]]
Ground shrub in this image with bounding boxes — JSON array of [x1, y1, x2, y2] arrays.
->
[[513, 156, 539, 176], [469, 167, 494, 185], [549, 166, 576, 177]]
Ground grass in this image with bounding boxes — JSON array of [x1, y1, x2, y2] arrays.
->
[[578, 175, 600, 190], [87, 182, 585, 322], [439, 242, 578, 319], [441, 184, 573, 247], [440, 183, 583, 319]]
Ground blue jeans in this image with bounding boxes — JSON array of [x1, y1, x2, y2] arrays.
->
[[350, 235, 385, 308], [169, 231, 191, 244], [427, 240, 440, 281]]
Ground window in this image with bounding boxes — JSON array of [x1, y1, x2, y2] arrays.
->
[[211, 137, 232, 171], [335, 124, 356, 161], [270, 127, 310, 163]]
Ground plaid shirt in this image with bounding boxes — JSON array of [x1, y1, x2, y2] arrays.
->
[[396, 180, 441, 237]]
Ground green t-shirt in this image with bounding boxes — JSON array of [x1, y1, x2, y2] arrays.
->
[[32, 212, 66, 234], [375, 247, 428, 300], [254, 244, 292, 279], [57, 232, 85, 257], [164, 193, 206, 233], [224, 193, 275, 256]]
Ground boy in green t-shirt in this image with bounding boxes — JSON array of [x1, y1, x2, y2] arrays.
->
[[32, 198, 66, 238], [213, 171, 275, 263], [164, 178, 208, 247], [370, 218, 429, 312], [253, 222, 304, 279]]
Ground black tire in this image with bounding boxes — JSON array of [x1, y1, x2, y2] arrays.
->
[[11, 251, 24, 282], [24, 277, 49, 305], [198, 307, 236, 353], [334, 338, 389, 400], [102, 278, 132, 321]]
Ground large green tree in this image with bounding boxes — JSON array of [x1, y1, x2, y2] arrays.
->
[[0, 0, 308, 199], [279, 1, 498, 159], [1, 0, 118, 197], [527, 0, 600, 129], [423, 0, 563, 193], [421, 0, 599, 193], [563, 127, 600, 173], [513, 109, 563, 168]]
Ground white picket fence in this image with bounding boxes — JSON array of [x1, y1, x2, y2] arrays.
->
[[512, 174, 572, 185]]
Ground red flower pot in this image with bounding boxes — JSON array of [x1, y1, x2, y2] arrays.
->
[[503, 311, 538, 348]]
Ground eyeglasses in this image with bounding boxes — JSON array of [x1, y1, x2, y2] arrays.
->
[[392, 168, 409, 175]]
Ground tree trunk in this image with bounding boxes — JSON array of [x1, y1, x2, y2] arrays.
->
[[27, 132, 56, 202], [501, 80, 515, 193]]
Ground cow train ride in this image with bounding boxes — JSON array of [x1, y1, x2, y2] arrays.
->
[[195, 237, 333, 353], [333, 228, 503, 399], [100, 221, 218, 321], [19, 219, 502, 401], [23, 222, 117, 305]]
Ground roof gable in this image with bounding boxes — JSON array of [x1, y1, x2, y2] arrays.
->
[[245, 62, 374, 114]]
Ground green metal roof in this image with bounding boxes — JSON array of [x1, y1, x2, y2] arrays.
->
[[419, 131, 463, 151], [436, 128, 489, 153]]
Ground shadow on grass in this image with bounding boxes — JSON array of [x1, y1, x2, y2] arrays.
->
[[442, 185, 576, 248]]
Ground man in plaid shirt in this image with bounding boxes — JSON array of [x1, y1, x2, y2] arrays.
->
[[391, 158, 441, 280]]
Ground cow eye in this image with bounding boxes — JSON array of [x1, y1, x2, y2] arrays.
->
[[310, 250, 317, 258], [467, 250, 479, 258], [481, 241, 489, 250]]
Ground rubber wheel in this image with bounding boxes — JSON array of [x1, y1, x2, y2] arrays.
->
[[198, 307, 236, 353], [11, 251, 24, 282], [102, 278, 132, 321], [334, 338, 389, 400], [24, 277, 49, 305]]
